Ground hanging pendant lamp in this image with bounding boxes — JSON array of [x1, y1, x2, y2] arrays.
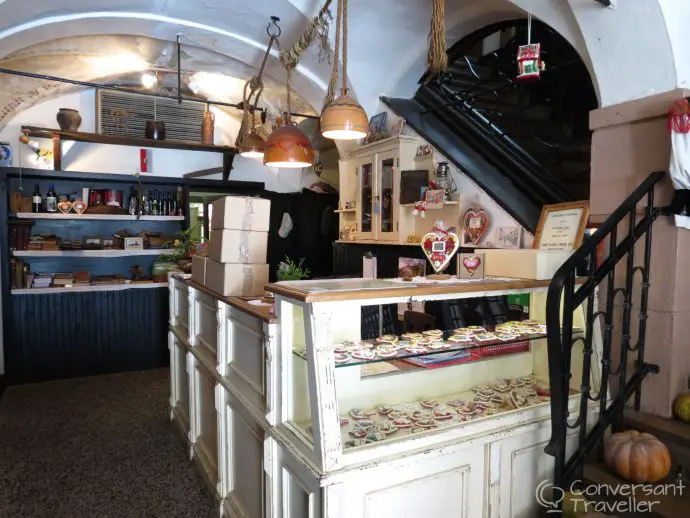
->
[[264, 67, 314, 168], [320, 0, 368, 140]]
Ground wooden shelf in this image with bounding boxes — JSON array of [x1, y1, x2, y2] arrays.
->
[[13, 249, 173, 258], [400, 201, 459, 207], [12, 212, 184, 221], [12, 282, 168, 295], [22, 126, 236, 154]]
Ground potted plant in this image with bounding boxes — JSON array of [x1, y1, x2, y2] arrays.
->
[[276, 256, 310, 281], [155, 225, 203, 276]]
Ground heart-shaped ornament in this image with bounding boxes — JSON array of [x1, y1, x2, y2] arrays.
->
[[462, 255, 481, 276], [463, 208, 490, 245], [57, 200, 72, 215], [72, 201, 87, 215], [421, 231, 460, 273]]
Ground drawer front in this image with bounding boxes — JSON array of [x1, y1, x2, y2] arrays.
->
[[168, 332, 190, 435], [169, 277, 190, 334], [188, 353, 220, 494], [222, 306, 276, 421], [191, 290, 220, 360], [220, 388, 266, 518]]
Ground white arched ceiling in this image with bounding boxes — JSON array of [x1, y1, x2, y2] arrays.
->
[[0, 0, 685, 123], [0, 35, 316, 127]]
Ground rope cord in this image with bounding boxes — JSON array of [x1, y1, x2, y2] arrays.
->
[[427, 0, 447, 78], [342, 0, 348, 95], [280, 0, 333, 70], [323, 0, 343, 110]]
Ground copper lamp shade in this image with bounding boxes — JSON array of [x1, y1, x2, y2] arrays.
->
[[320, 93, 368, 140], [263, 123, 315, 168], [239, 130, 266, 159]]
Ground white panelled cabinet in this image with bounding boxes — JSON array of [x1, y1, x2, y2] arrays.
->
[[168, 276, 601, 518]]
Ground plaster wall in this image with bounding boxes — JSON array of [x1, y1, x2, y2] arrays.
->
[[589, 89, 689, 417], [0, 89, 305, 193]]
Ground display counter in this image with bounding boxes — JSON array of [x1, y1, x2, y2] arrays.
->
[[168, 275, 603, 518]]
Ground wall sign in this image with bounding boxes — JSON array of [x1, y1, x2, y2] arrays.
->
[[533, 201, 590, 250]]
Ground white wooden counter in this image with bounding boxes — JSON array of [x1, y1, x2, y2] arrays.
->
[[169, 276, 602, 518]]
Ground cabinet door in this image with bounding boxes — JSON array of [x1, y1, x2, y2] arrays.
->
[[355, 158, 375, 240], [374, 151, 399, 242]]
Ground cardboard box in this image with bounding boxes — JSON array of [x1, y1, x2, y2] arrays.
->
[[192, 255, 208, 286], [211, 196, 271, 232], [204, 259, 269, 297], [208, 230, 268, 264], [476, 249, 573, 280]]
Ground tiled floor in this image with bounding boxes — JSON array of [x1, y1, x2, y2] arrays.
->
[[0, 369, 217, 518]]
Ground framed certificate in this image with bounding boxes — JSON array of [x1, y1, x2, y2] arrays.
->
[[533, 201, 589, 250]]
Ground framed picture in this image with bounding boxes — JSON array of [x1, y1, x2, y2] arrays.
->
[[533, 201, 590, 250], [398, 257, 426, 279], [364, 112, 388, 143], [124, 237, 144, 250], [390, 117, 405, 137], [497, 226, 522, 248], [425, 189, 445, 210]]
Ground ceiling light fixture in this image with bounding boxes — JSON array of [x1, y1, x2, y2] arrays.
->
[[320, 0, 368, 140], [141, 72, 158, 89]]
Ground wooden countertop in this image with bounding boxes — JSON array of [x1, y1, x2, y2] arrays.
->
[[266, 277, 555, 303], [185, 280, 278, 323]]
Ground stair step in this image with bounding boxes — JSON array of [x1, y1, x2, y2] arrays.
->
[[582, 462, 688, 517], [624, 410, 690, 446]]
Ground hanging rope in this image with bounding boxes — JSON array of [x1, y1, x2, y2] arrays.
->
[[280, 0, 333, 70], [427, 0, 447, 79], [323, 0, 343, 110]]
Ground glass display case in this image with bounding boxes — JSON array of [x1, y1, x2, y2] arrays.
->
[[269, 277, 601, 473]]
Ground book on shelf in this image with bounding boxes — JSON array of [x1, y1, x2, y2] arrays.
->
[[73, 271, 90, 284]]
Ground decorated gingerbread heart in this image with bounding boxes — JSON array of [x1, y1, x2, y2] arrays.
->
[[463, 208, 490, 245], [421, 230, 460, 273], [72, 200, 87, 214]]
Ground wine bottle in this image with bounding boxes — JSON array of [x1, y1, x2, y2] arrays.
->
[[32, 184, 42, 213], [152, 189, 159, 216], [161, 192, 169, 217], [46, 184, 57, 213], [177, 186, 184, 216], [128, 187, 137, 216], [170, 193, 177, 216]]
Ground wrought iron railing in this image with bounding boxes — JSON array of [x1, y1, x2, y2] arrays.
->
[[544, 171, 665, 503]]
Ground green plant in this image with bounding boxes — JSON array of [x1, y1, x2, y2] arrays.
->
[[161, 225, 202, 262], [277, 256, 310, 281]]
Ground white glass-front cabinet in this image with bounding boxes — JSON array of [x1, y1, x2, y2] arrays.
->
[[340, 136, 419, 243]]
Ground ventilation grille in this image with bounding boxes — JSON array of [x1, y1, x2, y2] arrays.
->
[[97, 89, 205, 142]]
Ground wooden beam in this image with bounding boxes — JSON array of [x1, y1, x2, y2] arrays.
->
[[183, 167, 223, 179]]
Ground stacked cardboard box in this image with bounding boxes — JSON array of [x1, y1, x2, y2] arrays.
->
[[195, 196, 271, 297]]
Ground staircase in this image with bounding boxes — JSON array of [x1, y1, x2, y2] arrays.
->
[[543, 171, 667, 512]]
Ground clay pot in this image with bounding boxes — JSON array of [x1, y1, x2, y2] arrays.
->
[[145, 121, 166, 140], [56, 108, 82, 131]]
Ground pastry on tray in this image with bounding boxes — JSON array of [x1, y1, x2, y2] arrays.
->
[[422, 329, 444, 337], [376, 334, 398, 343]]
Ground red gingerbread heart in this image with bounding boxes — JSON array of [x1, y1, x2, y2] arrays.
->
[[463, 209, 490, 245]]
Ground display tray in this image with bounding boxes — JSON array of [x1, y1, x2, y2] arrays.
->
[[296, 375, 574, 451], [293, 322, 581, 368]]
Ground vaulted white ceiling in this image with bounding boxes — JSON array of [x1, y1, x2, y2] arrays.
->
[[0, 0, 687, 129]]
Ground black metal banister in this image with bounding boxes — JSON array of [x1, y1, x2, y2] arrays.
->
[[544, 170, 665, 505]]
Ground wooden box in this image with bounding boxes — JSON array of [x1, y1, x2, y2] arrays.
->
[[205, 259, 269, 297], [211, 196, 271, 232], [476, 249, 573, 280], [208, 230, 268, 264]]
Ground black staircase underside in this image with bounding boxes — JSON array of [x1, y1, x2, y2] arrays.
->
[[383, 95, 570, 232]]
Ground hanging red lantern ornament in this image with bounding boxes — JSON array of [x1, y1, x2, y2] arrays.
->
[[516, 4, 545, 82]]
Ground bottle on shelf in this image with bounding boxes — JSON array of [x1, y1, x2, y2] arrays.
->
[[45, 184, 57, 213], [152, 189, 159, 216], [176, 186, 184, 217], [32, 184, 42, 213], [170, 192, 178, 216], [161, 192, 169, 216], [146, 190, 153, 215], [128, 187, 138, 216]]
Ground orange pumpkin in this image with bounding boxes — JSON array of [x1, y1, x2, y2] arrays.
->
[[673, 392, 690, 423], [603, 430, 671, 483]]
